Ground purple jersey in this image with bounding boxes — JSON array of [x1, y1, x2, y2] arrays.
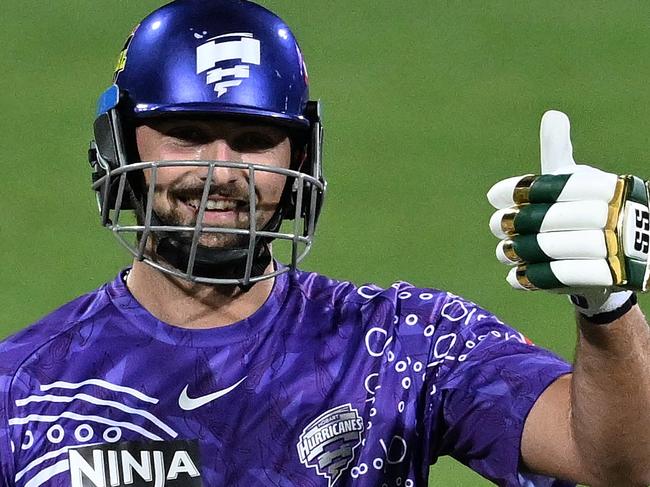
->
[[0, 268, 573, 487]]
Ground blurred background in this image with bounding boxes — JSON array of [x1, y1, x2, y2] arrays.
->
[[2, 1, 650, 484]]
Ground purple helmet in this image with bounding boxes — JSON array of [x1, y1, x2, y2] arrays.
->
[[114, 0, 311, 126], [90, 0, 326, 287]]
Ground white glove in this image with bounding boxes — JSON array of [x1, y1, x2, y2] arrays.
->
[[487, 110, 648, 320]]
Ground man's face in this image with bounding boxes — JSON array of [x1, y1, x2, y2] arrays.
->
[[135, 117, 292, 249]]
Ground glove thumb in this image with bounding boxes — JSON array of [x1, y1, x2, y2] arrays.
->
[[540, 110, 578, 175]]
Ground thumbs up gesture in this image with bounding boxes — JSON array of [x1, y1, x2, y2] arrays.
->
[[487, 110, 649, 319]]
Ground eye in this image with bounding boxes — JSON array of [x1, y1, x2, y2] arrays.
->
[[165, 126, 213, 145], [230, 130, 285, 152]]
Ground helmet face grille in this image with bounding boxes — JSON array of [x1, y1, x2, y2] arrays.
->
[[92, 158, 325, 286]]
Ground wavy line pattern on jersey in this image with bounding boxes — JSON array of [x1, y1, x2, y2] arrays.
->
[[23, 459, 69, 487], [15, 444, 97, 482], [40, 379, 158, 404], [15, 393, 177, 438], [8, 412, 163, 441]]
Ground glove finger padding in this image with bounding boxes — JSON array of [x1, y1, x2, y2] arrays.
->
[[496, 230, 607, 264], [488, 171, 650, 292], [487, 167, 617, 207], [489, 201, 609, 239], [506, 260, 614, 290]]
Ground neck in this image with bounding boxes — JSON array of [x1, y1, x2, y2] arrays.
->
[[125, 260, 276, 329]]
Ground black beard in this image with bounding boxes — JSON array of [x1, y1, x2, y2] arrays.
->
[[135, 206, 275, 286], [149, 206, 252, 250]]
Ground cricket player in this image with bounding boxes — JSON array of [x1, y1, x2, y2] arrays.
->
[[0, 1, 648, 486]]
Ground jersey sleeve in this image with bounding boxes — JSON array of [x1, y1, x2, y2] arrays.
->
[[425, 294, 574, 487], [0, 347, 18, 486]]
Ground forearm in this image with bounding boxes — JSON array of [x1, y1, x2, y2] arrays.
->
[[571, 304, 650, 485]]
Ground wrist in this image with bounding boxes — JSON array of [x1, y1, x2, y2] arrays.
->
[[571, 291, 637, 324]]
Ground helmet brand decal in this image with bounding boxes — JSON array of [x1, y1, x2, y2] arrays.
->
[[113, 24, 140, 82], [196, 32, 261, 97], [297, 404, 364, 487]]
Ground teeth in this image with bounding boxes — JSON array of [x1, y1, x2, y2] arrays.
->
[[209, 200, 238, 210], [184, 200, 237, 211], [184, 199, 239, 211]]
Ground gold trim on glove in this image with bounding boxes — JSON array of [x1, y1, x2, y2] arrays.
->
[[500, 209, 519, 236], [513, 175, 537, 205], [501, 240, 522, 263], [516, 265, 538, 290], [605, 177, 627, 286]]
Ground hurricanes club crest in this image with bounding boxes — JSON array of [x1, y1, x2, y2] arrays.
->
[[297, 404, 364, 487], [196, 32, 261, 97]]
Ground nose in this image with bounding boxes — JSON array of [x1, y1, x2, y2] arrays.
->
[[201, 139, 240, 162], [198, 139, 246, 187]]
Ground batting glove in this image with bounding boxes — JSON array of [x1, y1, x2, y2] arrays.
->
[[487, 110, 648, 322]]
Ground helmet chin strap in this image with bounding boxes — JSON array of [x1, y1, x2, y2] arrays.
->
[[155, 235, 272, 291], [148, 209, 283, 292]]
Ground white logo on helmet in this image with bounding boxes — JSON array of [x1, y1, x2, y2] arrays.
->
[[196, 32, 261, 97]]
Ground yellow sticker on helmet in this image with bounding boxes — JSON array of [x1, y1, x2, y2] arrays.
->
[[113, 23, 140, 82], [114, 50, 128, 74]]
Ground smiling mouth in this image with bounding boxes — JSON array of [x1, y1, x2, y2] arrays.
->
[[182, 198, 247, 213]]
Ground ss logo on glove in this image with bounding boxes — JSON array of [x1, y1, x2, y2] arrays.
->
[[634, 208, 650, 254]]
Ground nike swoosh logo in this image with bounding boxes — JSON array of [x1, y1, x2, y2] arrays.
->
[[178, 376, 247, 411]]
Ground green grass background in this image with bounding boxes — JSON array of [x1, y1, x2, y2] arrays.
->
[[2, 1, 650, 485]]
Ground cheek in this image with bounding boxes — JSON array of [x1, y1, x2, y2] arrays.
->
[[249, 143, 292, 204], [252, 171, 288, 206], [262, 173, 289, 203], [143, 167, 185, 188]]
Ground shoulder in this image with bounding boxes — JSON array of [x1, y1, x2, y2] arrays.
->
[[0, 284, 112, 381], [286, 269, 565, 365], [0, 282, 114, 472], [287, 269, 469, 324], [287, 268, 446, 304], [286, 268, 465, 334]]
